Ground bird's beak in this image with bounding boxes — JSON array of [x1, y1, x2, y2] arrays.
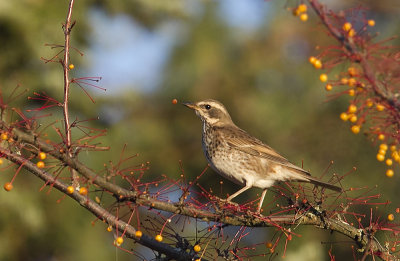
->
[[182, 102, 197, 110]]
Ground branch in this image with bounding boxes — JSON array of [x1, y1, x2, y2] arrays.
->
[[308, 0, 400, 112], [2, 124, 394, 261]]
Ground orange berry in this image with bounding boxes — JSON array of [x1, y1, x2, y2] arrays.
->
[[300, 13, 308, 22], [348, 28, 356, 37], [313, 60, 322, 69], [0, 158, 3, 165], [4, 182, 13, 191], [172, 99, 178, 104], [376, 153, 385, 161], [386, 159, 393, 166], [348, 89, 355, 96], [107, 226, 112, 232], [155, 234, 163, 242], [194, 244, 201, 252], [376, 104, 385, 111], [79, 187, 88, 195], [36, 161, 45, 168], [368, 20, 375, 27], [135, 230, 143, 238], [388, 213, 395, 221], [343, 22, 352, 32], [319, 73, 328, 82], [266, 241, 273, 248], [351, 125, 360, 134], [297, 4, 307, 13], [380, 143, 388, 150], [325, 84, 332, 91], [378, 149, 386, 155], [386, 169, 394, 178], [292, 8, 300, 16], [366, 99, 374, 107], [68, 64, 75, 70], [309, 56, 317, 64], [390, 145, 397, 151], [115, 237, 123, 246], [1, 133, 8, 140], [66, 186, 75, 194], [348, 104, 357, 113], [348, 78, 356, 87], [348, 67, 357, 76], [340, 78, 348, 84], [38, 152, 47, 160], [378, 134, 385, 140], [349, 115, 357, 123], [340, 112, 349, 121]]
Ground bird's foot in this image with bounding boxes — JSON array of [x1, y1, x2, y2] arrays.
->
[[213, 196, 240, 210]]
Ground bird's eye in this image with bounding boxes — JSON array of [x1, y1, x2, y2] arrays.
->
[[205, 104, 211, 110]]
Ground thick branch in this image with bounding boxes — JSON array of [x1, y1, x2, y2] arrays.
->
[[0, 146, 202, 261]]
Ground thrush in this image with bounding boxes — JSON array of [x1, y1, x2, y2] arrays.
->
[[183, 99, 342, 213]]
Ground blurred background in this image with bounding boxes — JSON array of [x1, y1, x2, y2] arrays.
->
[[1, 0, 400, 260]]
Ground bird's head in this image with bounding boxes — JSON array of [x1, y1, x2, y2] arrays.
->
[[183, 99, 233, 126]]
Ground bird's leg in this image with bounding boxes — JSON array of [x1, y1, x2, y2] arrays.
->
[[257, 189, 268, 214], [226, 185, 252, 202]]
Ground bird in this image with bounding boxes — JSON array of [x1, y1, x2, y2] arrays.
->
[[183, 99, 342, 213]]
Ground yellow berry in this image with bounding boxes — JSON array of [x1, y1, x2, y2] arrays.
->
[[194, 244, 201, 252], [135, 230, 143, 238], [341, 78, 349, 84], [79, 187, 88, 195], [107, 226, 112, 232], [66, 186, 75, 194], [0, 158, 3, 165], [298, 4, 307, 13], [38, 152, 47, 160], [380, 143, 388, 150], [319, 73, 328, 82], [1, 133, 8, 140], [68, 64, 75, 70], [300, 13, 308, 22], [309, 56, 317, 64], [325, 84, 332, 91], [155, 234, 163, 242], [349, 115, 357, 123], [36, 161, 45, 168], [348, 67, 357, 76], [351, 125, 360, 134], [392, 151, 400, 162], [386, 159, 393, 166], [376, 153, 385, 161], [348, 89, 355, 96], [348, 28, 356, 37], [313, 60, 322, 69], [368, 20, 375, 27], [348, 104, 357, 113], [343, 22, 352, 32], [348, 78, 356, 87], [115, 237, 123, 246], [340, 112, 349, 121], [266, 241, 273, 248], [378, 134, 385, 140], [366, 99, 374, 107], [292, 8, 300, 16], [388, 213, 395, 221], [4, 182, 13, 191], [376, 104, 385, 111], [390, 145, 397, 151], [378, 149, 386, 155]]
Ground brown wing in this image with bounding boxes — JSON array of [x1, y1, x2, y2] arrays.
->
[[221, 125, 311, 176]]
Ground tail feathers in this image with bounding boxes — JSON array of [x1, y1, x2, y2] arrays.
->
[[301, 175, 342, 192]]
